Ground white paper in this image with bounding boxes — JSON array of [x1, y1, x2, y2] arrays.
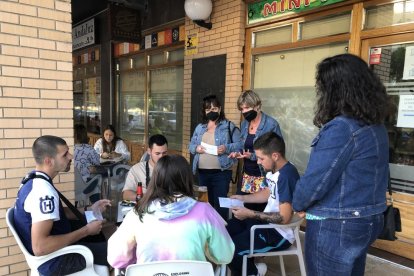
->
[[396, 95, 414, 128], [403, 46, 414, 80], [85, 210, 103, 223], [201, 142, 218, 155], [219, 197, 244, 208]]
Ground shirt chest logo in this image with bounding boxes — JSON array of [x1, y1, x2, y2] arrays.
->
[[39, 196, 55, 214]]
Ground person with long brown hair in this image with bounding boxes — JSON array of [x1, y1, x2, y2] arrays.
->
[[108, 154, 234, 269], [293, 54, 389, 275], [94, 124, 130, 162]]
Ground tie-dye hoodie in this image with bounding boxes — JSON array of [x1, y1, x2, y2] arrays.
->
[[107, 197, 235, 268]]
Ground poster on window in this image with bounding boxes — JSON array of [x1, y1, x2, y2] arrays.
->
[[397, 95, 414, 128], [369, 48, 381, 65], [403, 46, 414, 80], [88, 78, 96, 102]]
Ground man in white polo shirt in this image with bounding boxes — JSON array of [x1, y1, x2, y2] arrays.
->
[[122, 134, 168, 200]]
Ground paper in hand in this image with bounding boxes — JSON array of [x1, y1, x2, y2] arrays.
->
[[85, 210, 104, 223], [201, 142, 218, 155], [219, 197, 244, 208]]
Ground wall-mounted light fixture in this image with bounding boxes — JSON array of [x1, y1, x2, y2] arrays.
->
[[184, 0, 213, 30]]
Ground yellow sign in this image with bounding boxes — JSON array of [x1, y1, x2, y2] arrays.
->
[[185, 33, 198, 56]]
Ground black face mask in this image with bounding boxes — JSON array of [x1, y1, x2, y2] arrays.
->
[[242, 110, 257, 122], [206, 111, 220, 121]]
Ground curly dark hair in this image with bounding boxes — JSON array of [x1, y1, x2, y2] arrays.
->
[[313, 54, 388, 127]]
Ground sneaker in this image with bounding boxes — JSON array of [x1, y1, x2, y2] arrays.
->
[[255, 262, 267, 276]]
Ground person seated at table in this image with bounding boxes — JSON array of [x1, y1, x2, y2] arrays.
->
[[226, 132, 299, 276], [74, 124, 101, 202], [107, 154, 234, 268], [94, 124, 130, 162], [122, 134, 168, 201], [14, 135, 111, 275]]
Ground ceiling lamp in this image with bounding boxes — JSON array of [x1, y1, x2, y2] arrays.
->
[[184, 0, 213, 30]]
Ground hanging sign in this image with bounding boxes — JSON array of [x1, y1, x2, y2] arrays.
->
[[72, 19, 95, 51], [247, 0, 346, 25]]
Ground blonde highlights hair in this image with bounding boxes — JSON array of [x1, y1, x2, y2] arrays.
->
[[237, 90, 262, 111]]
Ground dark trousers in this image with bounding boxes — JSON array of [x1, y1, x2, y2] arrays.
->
[[226, 217, 291, 276], [40, 220, 109, 276], [198, 169, 232, 220]]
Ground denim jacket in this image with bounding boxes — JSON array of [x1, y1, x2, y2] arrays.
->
[[292, 115, 389, 219], [189, 119, 243, 174], [240, 112, 283, 162]]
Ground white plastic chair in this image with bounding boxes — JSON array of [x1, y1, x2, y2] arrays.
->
[[125, 260, 214, 276], [6, 208, 109, 276], [75, 167, 103, 207], [242, 214, 306, 276]]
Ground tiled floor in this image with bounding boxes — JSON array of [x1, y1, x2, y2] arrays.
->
[[262, 232, 414, 276]]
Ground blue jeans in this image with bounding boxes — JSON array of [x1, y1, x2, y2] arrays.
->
[[198, 169, 232, 220], [305, 214, 383, 276]]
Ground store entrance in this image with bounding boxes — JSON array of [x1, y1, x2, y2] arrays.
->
[[361, 33, 414, 259]]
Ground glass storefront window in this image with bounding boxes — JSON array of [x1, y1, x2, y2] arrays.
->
[[252, 42, 349, 174], [169, 49, 184, 62], [254, 25, 292, 47], [118, 70, 146, 144], [149, 52, 164, 66], [73, 47, 101, 135], [134, 55, 145, 68], [365, 0, 414, 29], [369, 43, 414, 194], [299, 12, 351, 40], [149, 67, 184, 151], [116, 46, 184, 151]]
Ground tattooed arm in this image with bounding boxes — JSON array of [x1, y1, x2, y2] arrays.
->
[[253, 211, 284, 224], [232, 202, 293, 224]]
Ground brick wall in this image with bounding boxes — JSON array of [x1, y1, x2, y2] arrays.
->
[[0, 1, 73, 275], [182, 0, 245, 153], [182, 0, 246, 195]]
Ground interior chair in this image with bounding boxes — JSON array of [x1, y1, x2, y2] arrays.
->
[[6, 208, 109, 276], [242, 214, 306, 276], [110, 164, 131, 203], [125, 260, 214, 276], [75, 167, 103, 207]]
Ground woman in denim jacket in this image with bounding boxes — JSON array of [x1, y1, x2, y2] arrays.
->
[[293, 54, 389, 276], [229, 90, 283, 211], [189, 95, 242, 220]]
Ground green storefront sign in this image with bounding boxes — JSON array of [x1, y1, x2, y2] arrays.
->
[[248, 0, 347, 25]]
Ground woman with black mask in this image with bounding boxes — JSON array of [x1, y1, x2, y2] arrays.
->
[[189, 95, 242, 220], [229, 90, 283, 211]]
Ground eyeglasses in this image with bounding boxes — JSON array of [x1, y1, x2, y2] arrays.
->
[[205, 107, 220, 113]]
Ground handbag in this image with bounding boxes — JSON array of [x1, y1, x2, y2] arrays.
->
[[377, 173, 402, 241], [240, 172, 266, 193]]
